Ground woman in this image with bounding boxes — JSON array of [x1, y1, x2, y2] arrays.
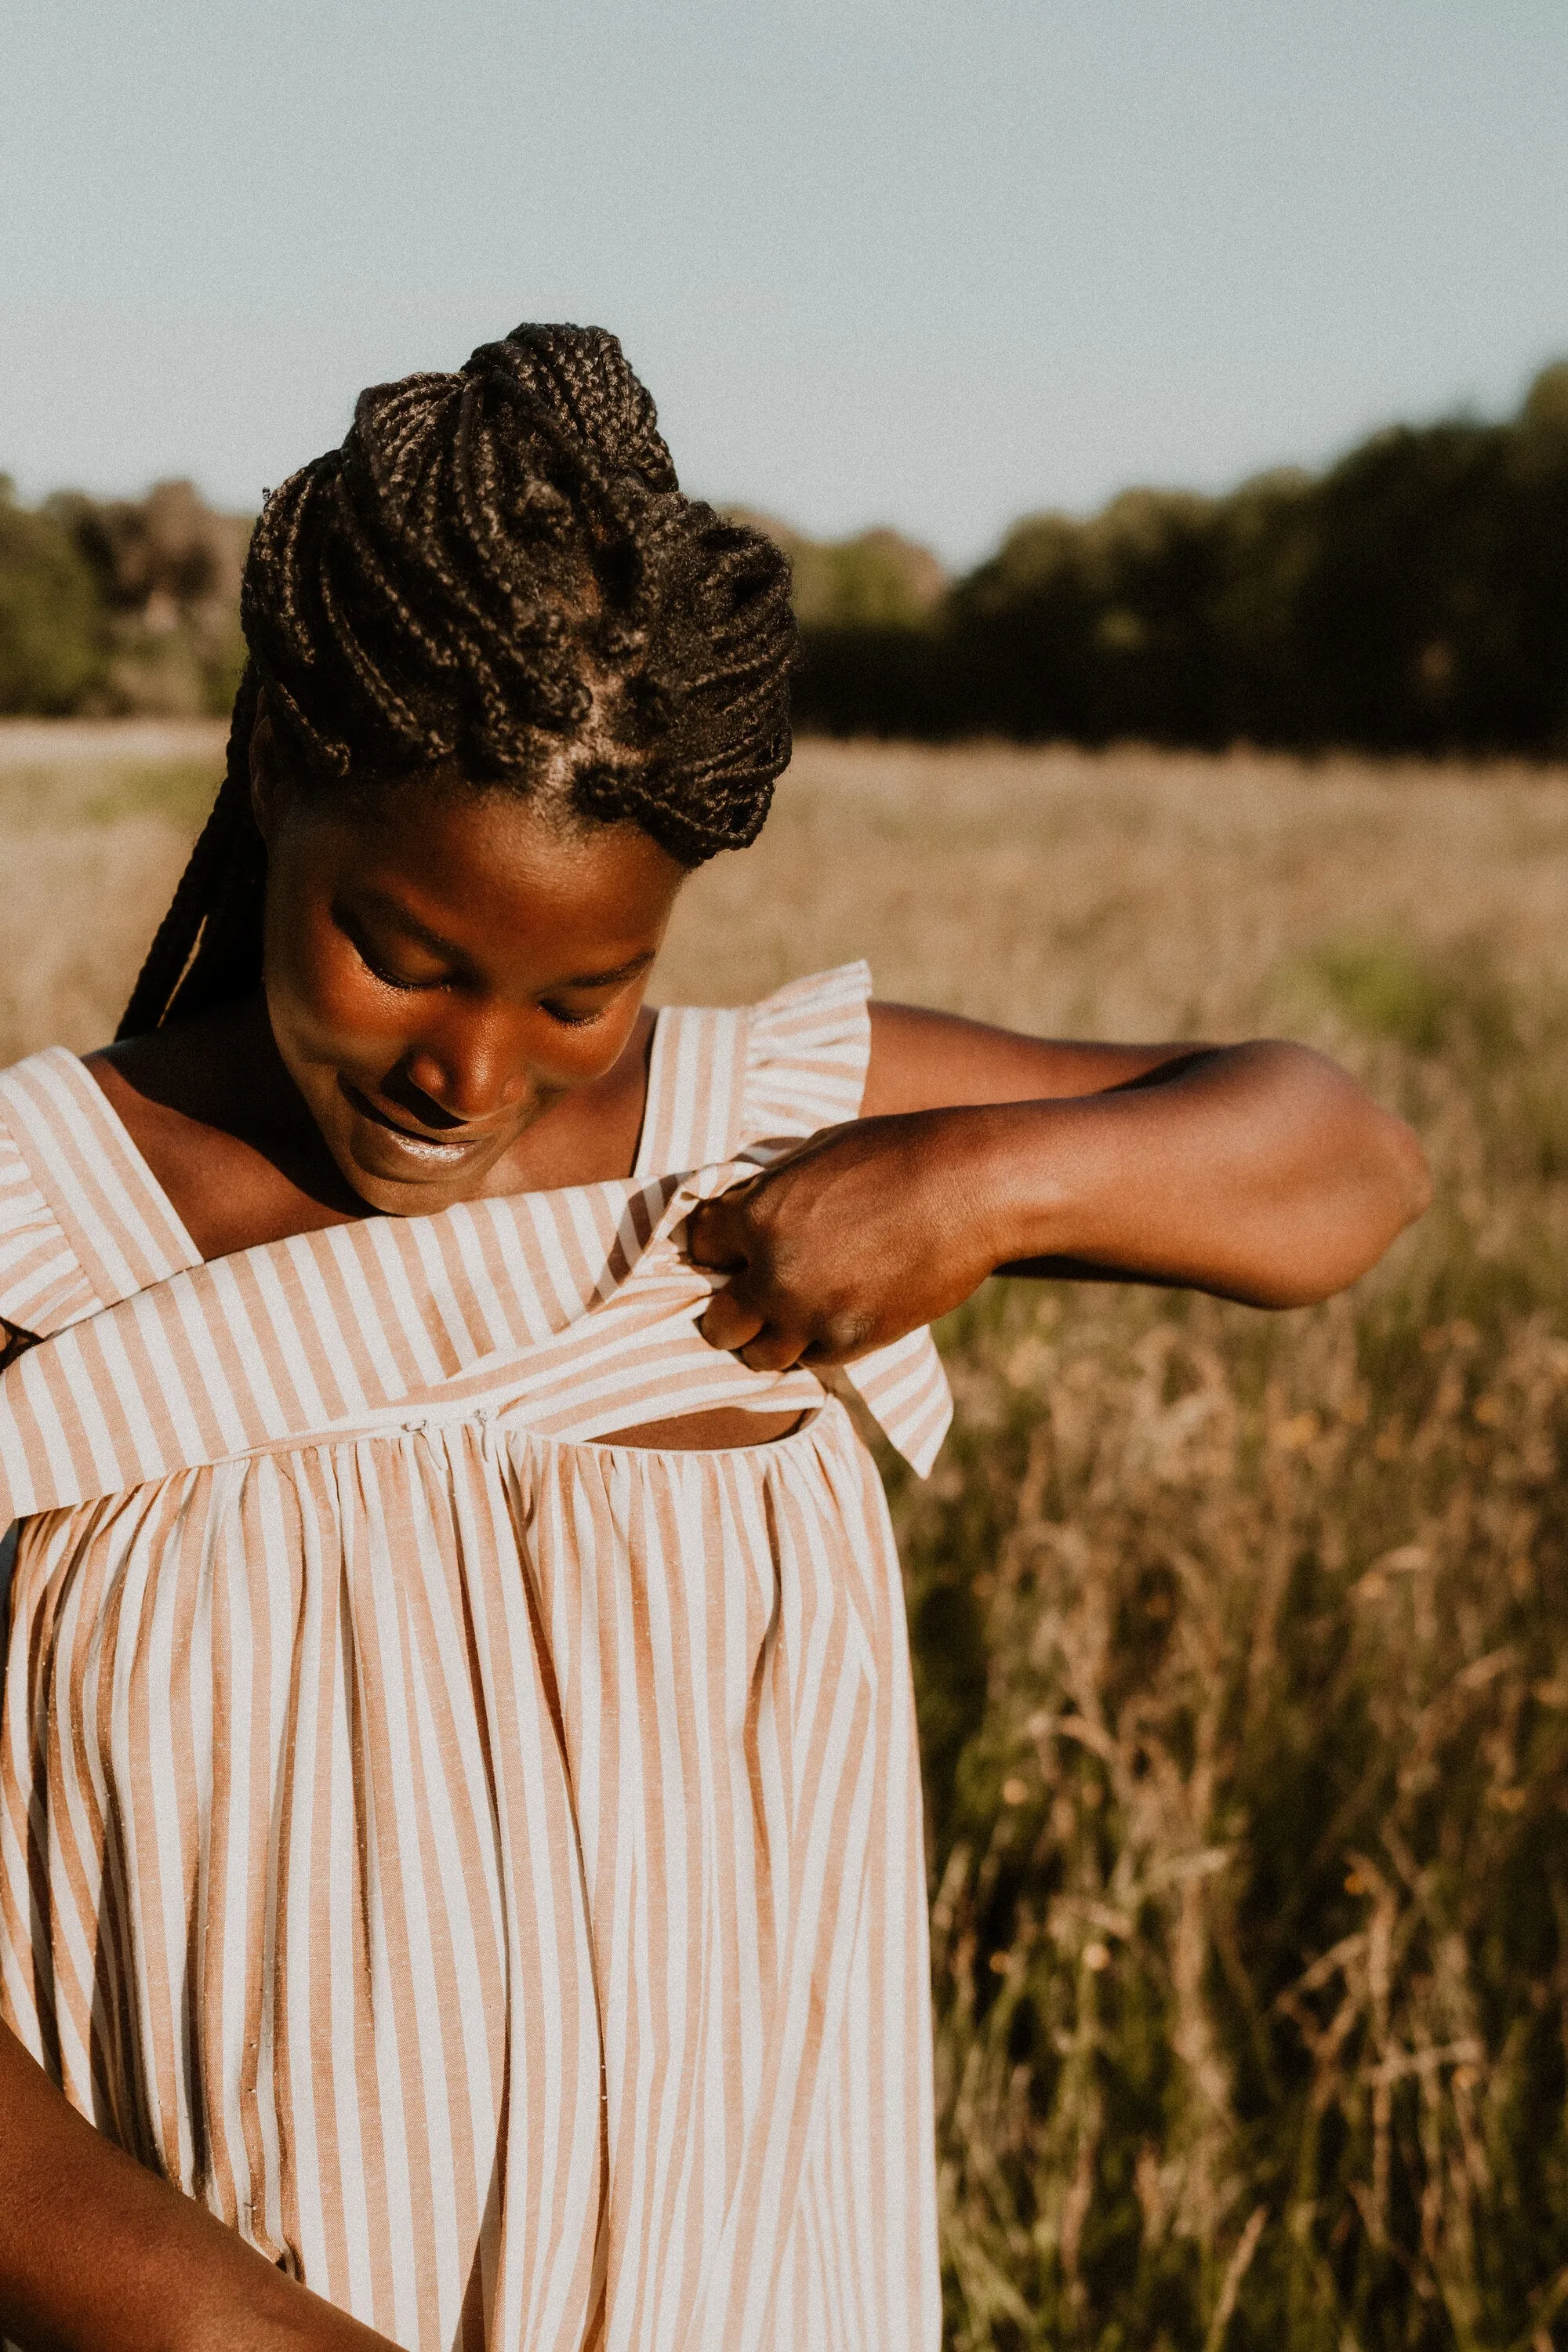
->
[[0, 325, 1429, 2352]]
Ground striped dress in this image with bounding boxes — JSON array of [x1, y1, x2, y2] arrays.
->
[[0, 964, 946, 2352]]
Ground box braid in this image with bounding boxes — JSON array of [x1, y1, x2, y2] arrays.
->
[[118, 324, 796, 1038]]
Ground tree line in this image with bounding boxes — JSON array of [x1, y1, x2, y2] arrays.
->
[[792, 362, 1568, 757], [4, 364, 1566, 753]]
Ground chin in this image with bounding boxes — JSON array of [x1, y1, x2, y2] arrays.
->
[[340, 1169, 428, 1217], [328, 1120, 509, 1218], [342, 1160, 494, 1218]]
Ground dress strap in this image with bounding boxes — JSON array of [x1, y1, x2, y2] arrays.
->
[[0, 1116, 96, 1339], [624, 964, 951, 1468], [735, 960, 873, 1151], [633, 1007, 750, 1178], [634, 962, 874, 1179], [0, 1050, 199, 1337]]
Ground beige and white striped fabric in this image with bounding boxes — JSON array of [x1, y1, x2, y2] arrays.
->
[[0, 964, 944, 2352]]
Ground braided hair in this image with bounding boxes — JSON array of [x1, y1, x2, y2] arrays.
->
[[118, 324, 796, 1038]]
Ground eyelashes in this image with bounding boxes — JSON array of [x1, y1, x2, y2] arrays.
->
[[354, 938, 606, 1029], [341, 909, 614, 1029], [355, 942, 436, 994]]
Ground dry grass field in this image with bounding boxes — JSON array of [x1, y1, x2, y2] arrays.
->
[[6, 724, 1568, 2350]]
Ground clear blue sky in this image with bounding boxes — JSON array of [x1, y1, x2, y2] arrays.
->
[[4, 1, 1566, 568]]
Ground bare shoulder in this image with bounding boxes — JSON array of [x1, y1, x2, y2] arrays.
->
[[84, 1002, 363, 1261], [85, 1000, 294, 1183], [861, 1001, 1208, 1117]]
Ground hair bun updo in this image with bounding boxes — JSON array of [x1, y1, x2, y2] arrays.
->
[[465, 324, 680, 492], [120, 324, 797, 1036]]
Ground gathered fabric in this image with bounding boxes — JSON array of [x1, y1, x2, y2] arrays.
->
[[0, 964, 946, 2352]]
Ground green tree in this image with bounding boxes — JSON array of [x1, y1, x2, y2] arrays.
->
[[0, 477, 106, 714], [1522, 358, 1568, 434]]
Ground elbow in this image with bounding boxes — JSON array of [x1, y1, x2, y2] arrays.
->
[[1258, 1103, 1432, 1310], [1216, 1058, 1432, 1309], [1383, 1111, 1435, 1233], [1287, 1047, 1434, 1253], [1347, 1094, 1432, 1247]]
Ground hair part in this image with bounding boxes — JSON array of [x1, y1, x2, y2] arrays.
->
[[119, 324, 795, 1038]]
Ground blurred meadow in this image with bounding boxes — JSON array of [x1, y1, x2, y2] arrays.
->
[[7, 722, 1568, 2350]]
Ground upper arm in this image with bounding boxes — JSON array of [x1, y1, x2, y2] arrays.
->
[[861, 1002, 1209, 1117]]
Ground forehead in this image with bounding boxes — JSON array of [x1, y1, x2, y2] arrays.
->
[[317, 779, 687, 958]]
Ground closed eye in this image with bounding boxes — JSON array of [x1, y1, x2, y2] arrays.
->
[[539, 1000, 607, 1029], [359, 947, 443, 993], [339, 911, 447, 993]]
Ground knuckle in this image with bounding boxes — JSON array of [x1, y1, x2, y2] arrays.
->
[[816, 1309, 876, 1362]]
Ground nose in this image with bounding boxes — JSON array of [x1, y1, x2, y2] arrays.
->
[[398, 1006, 532, 1127]]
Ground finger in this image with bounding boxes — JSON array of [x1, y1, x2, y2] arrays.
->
[[684, 1194, 752, 1270], [698, 1287, 765, 1352], [738, 1327, 808, 1374]]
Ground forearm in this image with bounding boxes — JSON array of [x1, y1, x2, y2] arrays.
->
[[0, 2024, 390, 2352], [944, 1041, 1430, 1307], [689, 1039, 1428, 1364]]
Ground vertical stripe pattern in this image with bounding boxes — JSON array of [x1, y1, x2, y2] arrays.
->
[[0, 966, 943, 2350]]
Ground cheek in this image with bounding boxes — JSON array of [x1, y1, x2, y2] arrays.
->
[[485, 1002, 637, 1101], [544, 1014, 638, 1088], [265, 892, 407, 1063]]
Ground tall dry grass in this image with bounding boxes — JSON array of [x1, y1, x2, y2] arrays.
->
[[6, 726, 1568, 2349], [0, 720, 223, 1063]]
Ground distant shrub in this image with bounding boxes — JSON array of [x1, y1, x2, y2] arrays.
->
[[54, 480, 251, 718], [727, 508, 946, 631], [0, 477, 251, 720], [0, 478, 105, 714]]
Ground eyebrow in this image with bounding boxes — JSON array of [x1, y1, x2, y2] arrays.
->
[[351, 894, 655, 991]]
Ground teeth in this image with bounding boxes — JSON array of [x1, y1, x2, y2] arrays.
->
[[383, 1127, 473, 1153]]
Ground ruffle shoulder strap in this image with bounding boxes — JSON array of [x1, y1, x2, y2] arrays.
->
[[634, 962, 873, 1178], [735, 963, 953, 1472], [0, 1049, 198, 1341], [634, 964, 953, 1475], [737, 960, 873, 1150], [0, 1080, 100, 1341]]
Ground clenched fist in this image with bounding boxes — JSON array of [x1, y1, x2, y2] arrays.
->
[[684, 1111, 1004, 1371]]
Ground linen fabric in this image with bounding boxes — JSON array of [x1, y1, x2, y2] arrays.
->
[[0, 964, 945, 2352]]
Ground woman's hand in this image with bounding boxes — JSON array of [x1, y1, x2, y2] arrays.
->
[[688, 1112, 1000, 1369], [686, 1036, 1432, 1366]]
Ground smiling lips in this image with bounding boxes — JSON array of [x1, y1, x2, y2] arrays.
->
[[339, 1079, 504, 1160]]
